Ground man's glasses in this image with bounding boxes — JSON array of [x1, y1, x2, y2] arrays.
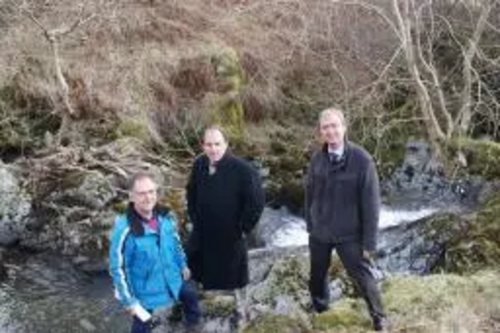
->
[[133, 189, 157, 197]]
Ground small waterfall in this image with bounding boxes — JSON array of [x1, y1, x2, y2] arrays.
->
[[256, 205, 441, 249]]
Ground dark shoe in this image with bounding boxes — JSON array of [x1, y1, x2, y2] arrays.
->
[[148, 316, 163, 330], [373, 316, 388, 331], [308, 299, 330, 314]]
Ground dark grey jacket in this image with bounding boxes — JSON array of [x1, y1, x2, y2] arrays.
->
[[305, 142, 380, 251]]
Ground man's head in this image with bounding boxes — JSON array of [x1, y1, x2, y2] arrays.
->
[[128, 171, 158, 217], [319, 108, 347, 148], [202, 126, 228, 164]]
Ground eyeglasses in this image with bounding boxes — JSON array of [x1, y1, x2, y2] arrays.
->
[[132, 189, 157, 197]]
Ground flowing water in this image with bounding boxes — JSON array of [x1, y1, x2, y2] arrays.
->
[[257, 205, 440, 248], [0, 255, 128, 333]]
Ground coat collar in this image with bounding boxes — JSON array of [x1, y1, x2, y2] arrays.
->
[[126, 203, 170, 236], [321, 140, 351, 171], [202, 150, 233, 168]]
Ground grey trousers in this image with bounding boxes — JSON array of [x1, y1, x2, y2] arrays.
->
[[308, 235, 385, 319]]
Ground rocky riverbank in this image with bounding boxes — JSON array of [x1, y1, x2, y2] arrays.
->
[[1, 138, 500, 332]]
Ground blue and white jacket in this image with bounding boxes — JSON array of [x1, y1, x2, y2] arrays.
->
[[109, 205, 187, 310]]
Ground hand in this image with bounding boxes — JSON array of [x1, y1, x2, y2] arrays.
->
[[363, 250, 374, 261], [124, 306, 136, 316], [182, 267, 191, 281]]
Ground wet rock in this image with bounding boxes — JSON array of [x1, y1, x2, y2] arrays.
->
[[48, 170, 115, 210], [376, 211, 468, 274], [377, 180, 500, 275], [382, 139, 485, 209]]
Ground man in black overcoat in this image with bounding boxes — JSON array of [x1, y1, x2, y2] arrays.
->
[[186, 126, 265, 324]]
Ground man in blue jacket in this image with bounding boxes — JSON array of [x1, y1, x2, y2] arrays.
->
[[109, 172, 201, 333]]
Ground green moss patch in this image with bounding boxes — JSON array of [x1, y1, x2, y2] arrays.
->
[[312, 299, 371, 332], [455, 139, 500, 180]]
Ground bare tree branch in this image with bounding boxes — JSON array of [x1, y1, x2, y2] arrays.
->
[[393, 0, 446, 146], [458, 0, 491, 133], [20, 5, 47, 32], [414, 1, 454, 138]]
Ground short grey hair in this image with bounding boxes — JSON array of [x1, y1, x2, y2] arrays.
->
[[319, 108, 347, 127], [128, 171, 156, 191]]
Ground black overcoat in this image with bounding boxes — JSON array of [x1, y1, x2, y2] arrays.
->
[[186, 153, 265, 290]]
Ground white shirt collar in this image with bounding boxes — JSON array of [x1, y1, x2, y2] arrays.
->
[[327, 144, 344, 157]]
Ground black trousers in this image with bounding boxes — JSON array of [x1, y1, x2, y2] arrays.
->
[[308, 236, 385, 320], [130, 281, 201, 333]]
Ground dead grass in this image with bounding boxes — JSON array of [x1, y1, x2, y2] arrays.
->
[[1, 0, 499, 153], [0, 0, 399, 123]]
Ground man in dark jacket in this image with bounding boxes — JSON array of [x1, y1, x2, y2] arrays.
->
[[186, 126, 265, 323], [305, 108, 386, 331]]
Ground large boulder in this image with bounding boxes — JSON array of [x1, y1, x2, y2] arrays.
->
[[48, 170, 115, 209], [16, 139, 171, 271], [20, 169, 117, 269], [436, 182, 500, 273], [0, 162, 31, 246], [377, 180, 500, 275], [382, 139, 484, 209], [376, 212, 466, 273]]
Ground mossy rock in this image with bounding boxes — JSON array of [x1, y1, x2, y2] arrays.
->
[[443, 191, 500, 273], [379, 270, 500, 331], [244, 314, 311, 333], [453, 139, 500, 180], [312, 299, 371, 331], [208, 45, 245, 142], [329, 253, 356, 297], [251, 255, 309, 305], [201, 294, 235, 317], [313, 270, 500, 332], [307, 265, 500, 332]]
